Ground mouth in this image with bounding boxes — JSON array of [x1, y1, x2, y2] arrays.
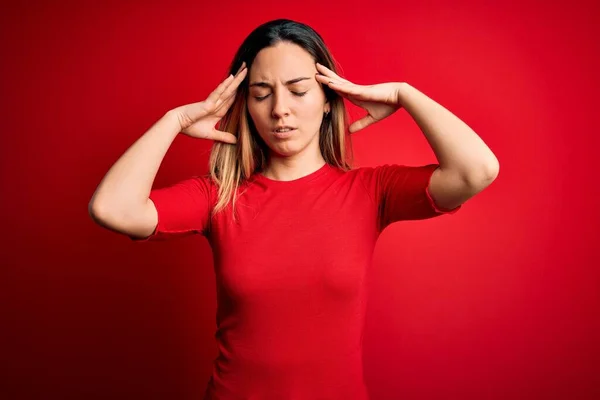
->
[[272, 126, 296, 133], [272, 127, 297, 139]]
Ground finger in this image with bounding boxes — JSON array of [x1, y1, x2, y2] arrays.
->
[[211, 67, 247, 111], [213, 66, 247, 115], [315, 62, 343, 80], [235, 61, 246, 75], [213, 128, 238, 144], [234, 63, 247, 79], [315, 63, 350, 83], [349, 115, 376, 133], [184, 123, 237, 144], [207, 74, 235, 103], [222, 67, 247, 100], [316, 74, 360, 95], [215, 89, 237, 114], [315, 73, 344, 87]]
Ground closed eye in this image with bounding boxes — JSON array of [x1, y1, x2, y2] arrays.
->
[[255, 91, 308, 101]]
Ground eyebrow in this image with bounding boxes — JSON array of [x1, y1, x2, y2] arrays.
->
[[249, 77, 311, 88]]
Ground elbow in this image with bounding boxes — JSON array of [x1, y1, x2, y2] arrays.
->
[[88, 198, 107, 225], [88, 190, 104, 219], [466, 160, 499, 190], [88, 193, 117, 225], [484, 158, 500, 183]]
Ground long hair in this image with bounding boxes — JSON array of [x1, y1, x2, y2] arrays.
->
[[208, 19, 354, 220]]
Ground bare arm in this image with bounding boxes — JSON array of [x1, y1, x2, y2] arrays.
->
[[395, 83, 499, 210], [88, 64, 248, 239], [88, 111, 181, 239], [314, 64, 498, 212]]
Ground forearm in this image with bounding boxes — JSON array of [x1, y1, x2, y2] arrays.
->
[[396, 82, 499, 182], [89, 110, 181, 218]]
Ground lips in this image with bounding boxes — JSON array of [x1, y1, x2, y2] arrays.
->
[[272, 127, 297, 139], [272, 126, 296, 133]]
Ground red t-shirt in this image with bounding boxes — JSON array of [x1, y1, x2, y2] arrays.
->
[[133, 162, 460, 399]]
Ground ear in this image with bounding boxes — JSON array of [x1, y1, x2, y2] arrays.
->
[[324, 101, 331, 114]]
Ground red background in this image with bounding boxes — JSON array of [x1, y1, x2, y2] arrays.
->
[[2, 0, 599, 399]]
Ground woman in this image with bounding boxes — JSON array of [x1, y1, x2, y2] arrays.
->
[[89, 18, 498, 400]]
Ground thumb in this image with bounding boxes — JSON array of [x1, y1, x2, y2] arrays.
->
[[349, 114, 376, 133], [212, 129, 238, 144]]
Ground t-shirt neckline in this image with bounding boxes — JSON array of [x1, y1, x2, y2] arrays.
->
[[254, 162, 332, 186]]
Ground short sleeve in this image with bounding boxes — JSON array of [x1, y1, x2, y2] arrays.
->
[[131, 175, 215, 242], [361, 163, 461, 232]]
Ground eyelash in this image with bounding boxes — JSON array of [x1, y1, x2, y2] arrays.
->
[[254, 91, 308, 101]]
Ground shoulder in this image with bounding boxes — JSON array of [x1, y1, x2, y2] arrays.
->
[[354, 164, 439, 182], [174, 174, 218, 192]]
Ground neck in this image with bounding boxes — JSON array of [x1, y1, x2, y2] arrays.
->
[[261, 153, 326, 181]]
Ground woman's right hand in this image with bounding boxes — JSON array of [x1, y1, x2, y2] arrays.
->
[[171, 63, 247, 144]]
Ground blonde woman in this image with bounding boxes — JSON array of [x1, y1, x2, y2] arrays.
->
[[89, 18, 498, 400]]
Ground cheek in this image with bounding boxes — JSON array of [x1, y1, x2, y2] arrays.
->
[[247, 102, 267, 127], [298, 93, 325, 117]]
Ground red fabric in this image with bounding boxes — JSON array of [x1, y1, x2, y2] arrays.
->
[[133, 163, 460, 399]]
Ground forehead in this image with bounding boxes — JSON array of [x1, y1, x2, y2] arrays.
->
[[250, 42, 316, 81]]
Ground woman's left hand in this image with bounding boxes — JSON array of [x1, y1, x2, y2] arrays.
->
[[315, 63, 404, 133]]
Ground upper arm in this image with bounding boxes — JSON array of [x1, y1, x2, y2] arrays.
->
[[124, 198, 160, 240], [130, 176, 214, 241], [427, 166, 495, 211], [89, 198, 159, 240], [90, 176, 214, 242], [365, 164, 461, 233]]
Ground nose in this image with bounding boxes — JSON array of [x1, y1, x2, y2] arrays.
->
[[271, 90, 291, 119]]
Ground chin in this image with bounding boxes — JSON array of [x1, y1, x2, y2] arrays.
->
[[268, 142, 303, 157], [259, 129, 319, 157]]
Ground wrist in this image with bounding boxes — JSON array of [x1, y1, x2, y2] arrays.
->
[[395, 82, 410, 107], [164, 109, 185, 132]]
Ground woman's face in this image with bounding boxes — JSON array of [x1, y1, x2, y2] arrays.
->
[[246, 41, 330, 158]]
